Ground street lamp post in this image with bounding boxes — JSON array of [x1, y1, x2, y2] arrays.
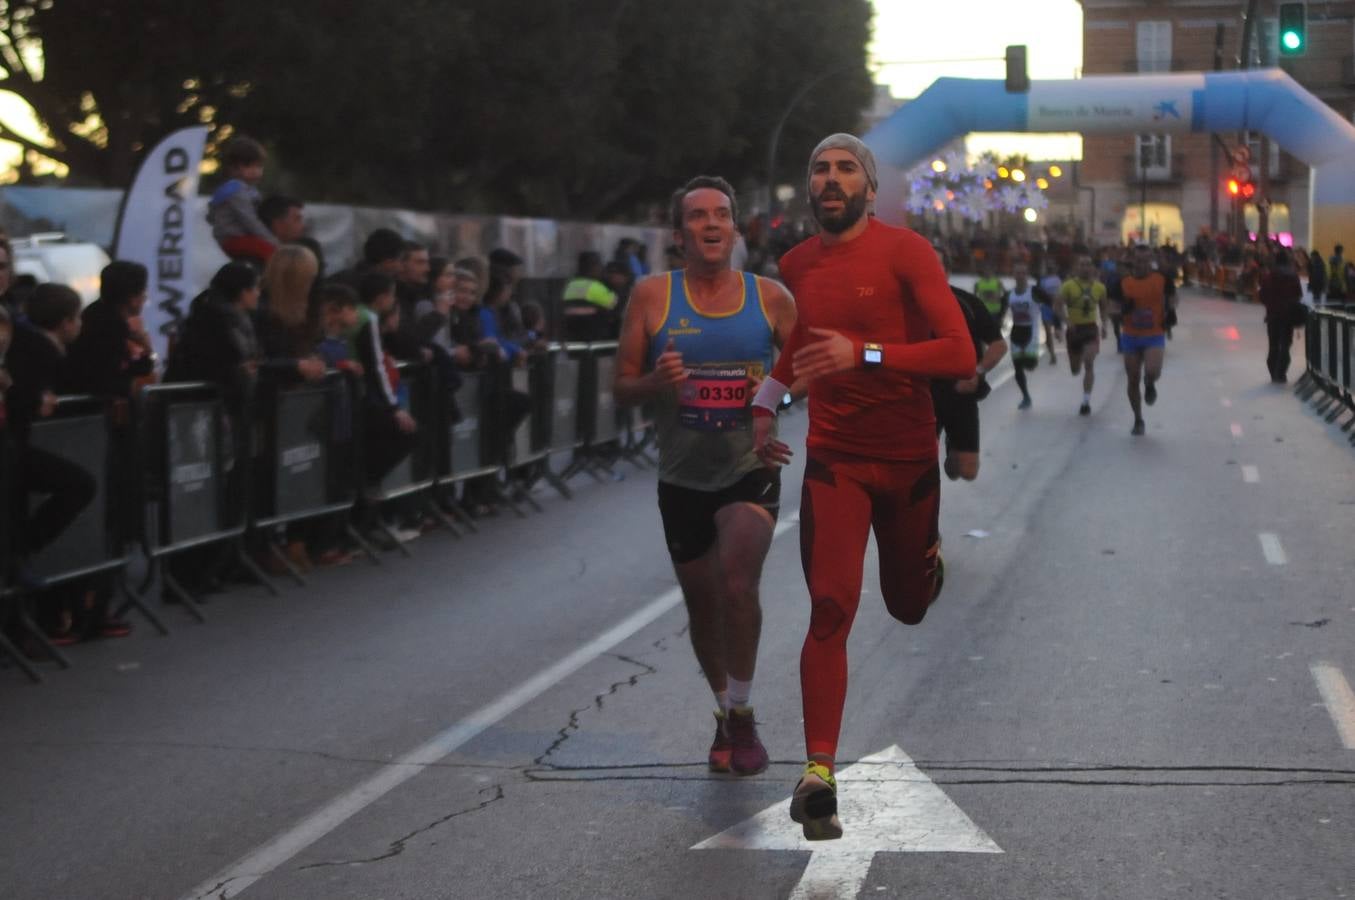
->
[[767, 65, 858, 219]]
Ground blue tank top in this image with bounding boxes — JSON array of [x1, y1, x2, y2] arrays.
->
[[648, 270, 775, 490], [649, 270, 774, 372]]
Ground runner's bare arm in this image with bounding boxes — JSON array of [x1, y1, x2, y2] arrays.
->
[[752, 285, 798, 464], [757, 278, 808, 400], [759, 277, 798, 350], [614, 275, 684, 406]]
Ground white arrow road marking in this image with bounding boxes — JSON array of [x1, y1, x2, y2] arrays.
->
[[693, 746, 1001, 897], [789, 851, 877, 900]]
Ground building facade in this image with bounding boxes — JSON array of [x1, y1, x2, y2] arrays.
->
[[1079, 0, 1355, 251]]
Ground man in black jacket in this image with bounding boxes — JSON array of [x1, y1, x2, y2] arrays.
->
[[66, 261, 155, 399], [6, 284, 97, 563]]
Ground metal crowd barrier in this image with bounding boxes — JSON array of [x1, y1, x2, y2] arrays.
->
[[621, 403, 657, 468], [359, 361, 458, 557], [434, 366, 506, 529], [1, 397, 166, 681], [557, 341, 625, 483], [251, 371, 361, 583], [2, 342, 680, 682], [1297, 307, 1355, 442], [505, 352, 554, 513], [137, 381, 276, 620], [544, 342, 584, 495], [0, 432, 31, 681]]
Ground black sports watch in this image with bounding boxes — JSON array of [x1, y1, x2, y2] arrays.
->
[[862, 342, 884, 369]]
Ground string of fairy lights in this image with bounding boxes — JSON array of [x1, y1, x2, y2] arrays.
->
[[904, 150, 1063, 224]]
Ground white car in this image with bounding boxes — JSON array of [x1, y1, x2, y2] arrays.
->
[[11, 233, 110, 306]]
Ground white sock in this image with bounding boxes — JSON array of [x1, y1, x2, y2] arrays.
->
[[1083, 392, 1091, 404], [713, 689, 728, 714], [727, 677, 752, 710]]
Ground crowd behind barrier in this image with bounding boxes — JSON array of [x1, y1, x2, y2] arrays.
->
[[1296, 307, 1355, 443], [0, 339, 662, 683]]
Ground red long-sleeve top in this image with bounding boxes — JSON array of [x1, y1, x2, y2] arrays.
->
[[772, 218, 975, 461]]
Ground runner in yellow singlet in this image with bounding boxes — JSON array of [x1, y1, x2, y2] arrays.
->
[[1053, 255, 1110, 416]]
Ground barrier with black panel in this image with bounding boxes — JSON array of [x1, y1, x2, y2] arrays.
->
[[358, 361, 457, 556], [622, 400, 657, 469], [0, 428, 34, 681], [251, 371, 359, 583], [542, 342, 583, 496], [505, 353, 553, 513], [138, 381, 275, 619], [557, 341, 623, 483], [2, 396, 166, 678], [434, 359, 532, 524], [1297, 309, 1355, 442]]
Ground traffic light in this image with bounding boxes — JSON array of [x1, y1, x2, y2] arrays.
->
[[1227, 173, 1257, 200], [1005, 45, 1029, 93], [1278, 2, 1307, 57]]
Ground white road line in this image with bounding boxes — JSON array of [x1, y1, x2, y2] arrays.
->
[[1310, 664, 1355, 749], [1258, 532, 1288, 565], [1241, 465, 1259, 483], [181, 515, 801, 900], [1230, 423, 1244, 438]]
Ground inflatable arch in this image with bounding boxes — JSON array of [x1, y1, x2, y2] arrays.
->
[[863, 69, 1355, 254]]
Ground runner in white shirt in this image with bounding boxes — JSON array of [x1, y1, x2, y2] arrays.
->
[[1007, 261, 1041, 409], [1035, 262, 1062, 364]]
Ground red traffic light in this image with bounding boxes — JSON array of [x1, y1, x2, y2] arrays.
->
[[1241, 182, 1256, 199]]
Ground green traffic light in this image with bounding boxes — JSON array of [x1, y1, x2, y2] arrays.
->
[[1278, 2, 1307, 56]]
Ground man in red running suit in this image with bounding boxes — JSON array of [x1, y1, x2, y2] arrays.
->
[[750, 134, 975, 841]]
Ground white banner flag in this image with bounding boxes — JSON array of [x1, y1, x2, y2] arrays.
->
[[111, 125, 211, 362]]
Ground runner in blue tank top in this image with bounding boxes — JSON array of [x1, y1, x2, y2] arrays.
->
[[615, 176, 797, 777]]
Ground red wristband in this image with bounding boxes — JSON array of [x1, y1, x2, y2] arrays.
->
[[751, 406, 775, 418]]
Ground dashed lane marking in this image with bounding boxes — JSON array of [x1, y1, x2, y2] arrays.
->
[[1310, 664, 1355, 750], [1259, 532, 1287, 566]]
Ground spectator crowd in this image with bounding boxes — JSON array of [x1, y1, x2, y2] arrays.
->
[[0, 135, 659, 658]]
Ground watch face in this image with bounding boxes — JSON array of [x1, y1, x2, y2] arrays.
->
[[864, 348, 883, 365]]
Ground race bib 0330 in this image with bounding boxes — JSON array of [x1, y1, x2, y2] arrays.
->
[[679, 365, 749, 432]]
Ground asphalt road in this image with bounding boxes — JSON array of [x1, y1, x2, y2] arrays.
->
[[3, 288, 1354, 900]]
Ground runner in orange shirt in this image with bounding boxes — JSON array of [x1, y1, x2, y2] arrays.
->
[[1118, 245, 1175, 436]]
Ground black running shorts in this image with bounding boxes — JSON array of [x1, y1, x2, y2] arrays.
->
[[1067, 323, 1100, 356], [931, 383, 980, 454], [657, 468, 781, 564]]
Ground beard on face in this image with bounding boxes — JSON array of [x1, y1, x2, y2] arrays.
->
[[811, 186, 868, 235]]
